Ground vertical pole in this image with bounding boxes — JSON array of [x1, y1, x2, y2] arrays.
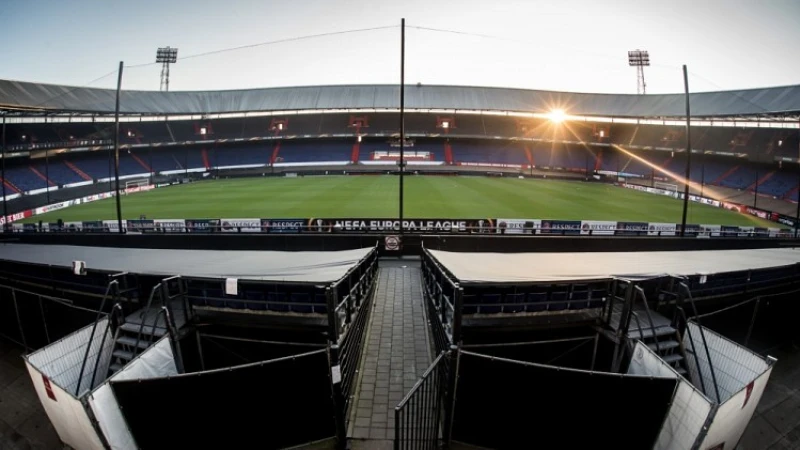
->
[[1, 114, 7, 231], [754, 166, 759, 209], [795, 168, 800, 238], [679, 65, 692, 237], [45, 116, 50, 203], [399, 18, 405, 234], [113, 62, 124, 234], [700, 151, 705, 198]]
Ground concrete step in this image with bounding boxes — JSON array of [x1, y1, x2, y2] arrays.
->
[[109, 363, 124, 373]]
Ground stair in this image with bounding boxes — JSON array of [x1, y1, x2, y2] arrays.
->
[[631, 320, 690, 378], [350, 142, 360, 164], [28, 166, 56, 186], [713, 165, 739, 185], [444, 141, 454, 165], [747, 171, 775, 192], [1, 177, 21, 194], [270, 142, 281, 165], [594, 149, 603, 171], [783, 185, 800, 201], [64, 160, 92, 181], [524, 146, 534, 168], [171, 155, 184, 170], [131, 153, 152, 172], [201, 148, 211, 169]]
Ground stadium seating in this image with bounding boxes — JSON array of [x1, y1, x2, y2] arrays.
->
[[215, 145, 270, 167], [4, 166, 47, 192], [451, 142, 528, 165], [278, 141, 351, 163]]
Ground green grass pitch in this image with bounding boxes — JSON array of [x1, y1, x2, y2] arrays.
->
[[23, 176, 776, 227]]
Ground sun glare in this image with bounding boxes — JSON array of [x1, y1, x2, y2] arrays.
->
[[548, 109, 566, 123]]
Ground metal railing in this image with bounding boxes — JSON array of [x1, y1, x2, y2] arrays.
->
[[395, 352, 449, 450], [677, 281, 722, 403], [75, 279, 120, 395]]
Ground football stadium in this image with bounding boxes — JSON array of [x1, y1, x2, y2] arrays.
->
[[2, 8, 800, 450]]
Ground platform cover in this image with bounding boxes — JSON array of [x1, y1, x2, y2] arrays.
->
[[428, 247, 800, 283], [0, 244, 372, 283]]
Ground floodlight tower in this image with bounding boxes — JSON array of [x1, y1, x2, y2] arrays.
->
[[628, 50, 650, 94], [156, 47, 178, 91]]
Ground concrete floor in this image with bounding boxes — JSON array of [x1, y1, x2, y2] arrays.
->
[[0, 340, 60, 450]]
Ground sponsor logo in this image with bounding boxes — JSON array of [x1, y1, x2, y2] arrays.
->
[[385, 235, 401, 251], [262, 219, 307, 233], [220, 219, 261, 232], [0, 210, 31, 225]]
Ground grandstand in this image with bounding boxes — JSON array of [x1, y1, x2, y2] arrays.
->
[[1, 78, 800, 450]]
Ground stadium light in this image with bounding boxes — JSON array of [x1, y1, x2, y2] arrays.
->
[[357, 135, 362, 143], [199, 126, 207, 135], [547, 109, 566, 124], [441, 120, 450, 129], [628, 49, 650, 94], [155, 47, 179, 91], [778, 140, 783, 147]]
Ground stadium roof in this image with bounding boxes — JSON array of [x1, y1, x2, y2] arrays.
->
[[1, 78, 800, 119]]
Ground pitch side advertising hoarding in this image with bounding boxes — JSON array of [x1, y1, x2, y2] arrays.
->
[[495, 219, 540, 235]]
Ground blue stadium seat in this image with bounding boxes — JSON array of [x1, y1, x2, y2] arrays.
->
[[526, 292, 548, 312], [267, 292, 289, 312], [290, 293, 312, 313], [549, 291, 568, 311], [244, 291, 267, 310], [314, 293, 328, 314], [569, 290, 590, 310], [462, 294, 479, 314], [480, 293, 502, 314], [504, 292, 526, 313]]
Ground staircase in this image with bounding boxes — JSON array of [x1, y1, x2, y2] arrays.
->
[[594, 150, 603, 171], [524, 146, 534, 168], [628, 313, 689, 377], [65, 160, 92, 181], [746, 171, 775, 192], [1, 177, 21, 194], [107, 278, 189, 376], [29, 166, 56, 186], [444, 142, 454, 165], [270, 142, 281, 165], [350, 142, 360, 164], [131, 153, 152, 172], [713, 165, 739, 185], [201, 148, 211, 169], [783, 185, 800, 201]]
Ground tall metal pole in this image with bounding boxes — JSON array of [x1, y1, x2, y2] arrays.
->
[[679, 65, 692, 237], [44, 115, 50, 204], [753, 166, 759, 209], [398, 18, 405, 234], [113, 62, 124, 234], [1, 114, 7, 231], [796, 121, 800, 238]]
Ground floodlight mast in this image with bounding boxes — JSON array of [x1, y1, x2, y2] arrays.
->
[[156, 47, 178, 92], [628, 50, 650, 95]]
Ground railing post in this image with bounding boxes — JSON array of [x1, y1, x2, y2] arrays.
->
[[452, 286, 463, 345], [443, 346, 460, 447], [326, 286, 339, 340], [744, 297, 761, 347], [329, 343, 348, 450]]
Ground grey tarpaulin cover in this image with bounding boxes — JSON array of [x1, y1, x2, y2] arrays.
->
[[0, 244, 372, 283], [428, 248, 800, 283]]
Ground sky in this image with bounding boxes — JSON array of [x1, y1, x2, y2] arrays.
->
[[1, 0, 799, 96]]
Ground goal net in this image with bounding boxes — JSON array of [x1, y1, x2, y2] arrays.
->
[[654, 181, 679, 198], [123, 179, 150, 194], [371, 151, 431, 161]]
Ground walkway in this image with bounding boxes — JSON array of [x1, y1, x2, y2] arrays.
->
[[349, 259, 432, 448]]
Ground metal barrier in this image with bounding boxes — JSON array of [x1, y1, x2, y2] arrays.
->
[[394, 351, 449, 450]]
